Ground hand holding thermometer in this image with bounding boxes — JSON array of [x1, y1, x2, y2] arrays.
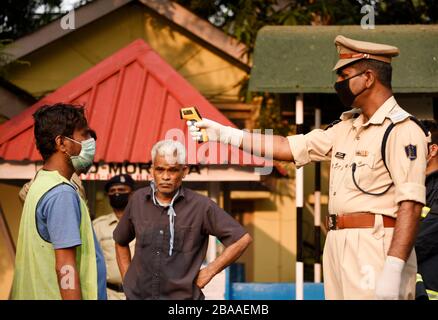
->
[[180, 107, 209, 143]]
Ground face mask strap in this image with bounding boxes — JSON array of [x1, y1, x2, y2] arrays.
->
[[63, 136, 82, 145], [344, 70, 367, 82], [352, 73, 368, 99], [63, 136, 82, 161]]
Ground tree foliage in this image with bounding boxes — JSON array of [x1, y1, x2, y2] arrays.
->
[[0, 0, 94, 40], [0, 0, 64, 40], [176, 0, 438, 55]]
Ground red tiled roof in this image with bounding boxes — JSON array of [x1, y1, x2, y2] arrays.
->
[[0, 39, 267, 167]]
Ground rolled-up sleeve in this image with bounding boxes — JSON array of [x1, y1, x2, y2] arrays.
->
[[287, 126, 336, 168], [202, 200, 247, 247], [386, 120, 428, 205], [113, 195, 135, 246]]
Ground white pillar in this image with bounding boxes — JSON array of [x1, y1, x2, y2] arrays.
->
[[314, 108, 322, 284], [295, 93, 304, 300], [207, 182, 220, 263]]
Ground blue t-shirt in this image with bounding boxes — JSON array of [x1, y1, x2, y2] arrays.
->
[[36, 183, 107, 300]]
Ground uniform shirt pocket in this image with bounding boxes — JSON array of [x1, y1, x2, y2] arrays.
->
[[100, 236, 116, 259]]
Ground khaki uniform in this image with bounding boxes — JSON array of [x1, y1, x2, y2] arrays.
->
[[93, 212, 135, 300], [288, 96, 428, 299]]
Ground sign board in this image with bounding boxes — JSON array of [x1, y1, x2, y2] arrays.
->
[[0, 162, 261, 182]]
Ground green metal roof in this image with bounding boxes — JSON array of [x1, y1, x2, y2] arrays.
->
[[249, 25, 438, 93]]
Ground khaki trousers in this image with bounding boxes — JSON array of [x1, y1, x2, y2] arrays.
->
[[322, 215, 417, 300], [107, 288, 127, 300]]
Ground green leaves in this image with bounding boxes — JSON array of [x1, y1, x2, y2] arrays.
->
[[177, 0, 438, 55], [1, 0, 63, 39]]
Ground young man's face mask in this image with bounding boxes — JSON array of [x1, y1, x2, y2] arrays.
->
[[64, 137, 96, 174], [334, 71, 367, 107]]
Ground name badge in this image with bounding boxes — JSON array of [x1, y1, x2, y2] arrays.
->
[[335, 152, 346, 159], [355, 150, 369, 157]]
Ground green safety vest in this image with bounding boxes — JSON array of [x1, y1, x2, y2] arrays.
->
[[416, 273, 438, 300], [11, 170, 97, 300]]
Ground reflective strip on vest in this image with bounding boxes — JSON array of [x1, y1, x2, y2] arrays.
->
[[421, 206, 430, 219], [426, 289, 438, 300]]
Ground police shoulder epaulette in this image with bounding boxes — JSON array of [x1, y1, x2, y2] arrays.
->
[[387, 107, 410, 124], [324, 119, 341, 131], [340, 108, 361, 120], [381, 115, 429, 174]]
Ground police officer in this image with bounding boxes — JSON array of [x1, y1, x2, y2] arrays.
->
[[93, 174, 136, 300], [187, 35, 429, 300]]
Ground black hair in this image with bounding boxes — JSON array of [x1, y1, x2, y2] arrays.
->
[[420, 119, 438, 145], [340, 59, 393, 89], [33, 103, 88, 160], [89, 129, 97, 140]]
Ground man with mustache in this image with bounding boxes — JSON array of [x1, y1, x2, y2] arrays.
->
[[113, 140, 252, 300]]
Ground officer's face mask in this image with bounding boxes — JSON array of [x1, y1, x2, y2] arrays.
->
[[109, 193, 130, 210], [334, 71, 367, 107], [64, 136, 96, 174]]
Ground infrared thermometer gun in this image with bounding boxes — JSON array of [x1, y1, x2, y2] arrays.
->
[[180, 107, 209, 143]]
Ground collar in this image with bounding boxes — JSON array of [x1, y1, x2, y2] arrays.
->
[[340, 108, 361, 121], [340, 96, 399, 128], [145, 182, 185, 202], [40, 169, 77, 190], [108, 212, 119, 225], [363, 96, 398, 126]]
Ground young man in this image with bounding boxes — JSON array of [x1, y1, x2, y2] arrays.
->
[[113, 140, 252, 300], [18, 130, 97, 206], [12, 104, 107, 300], [93, 174, 136, 299], [188, 36, 429, 300]]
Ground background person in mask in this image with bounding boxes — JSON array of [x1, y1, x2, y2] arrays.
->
[[415, 120, 438, 300], [12, 104, 107, 300], [93, 174, 136, 300], [187, 35, 429, 300]]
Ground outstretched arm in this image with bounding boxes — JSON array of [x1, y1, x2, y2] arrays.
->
[[188, 119, 294, 161]]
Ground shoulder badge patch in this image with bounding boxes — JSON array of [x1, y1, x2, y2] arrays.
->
[[405, 144, 417, 160]]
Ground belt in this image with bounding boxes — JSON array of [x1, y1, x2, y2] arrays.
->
[[107, 282, 124, 293], [326, 213, 396, 231]]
